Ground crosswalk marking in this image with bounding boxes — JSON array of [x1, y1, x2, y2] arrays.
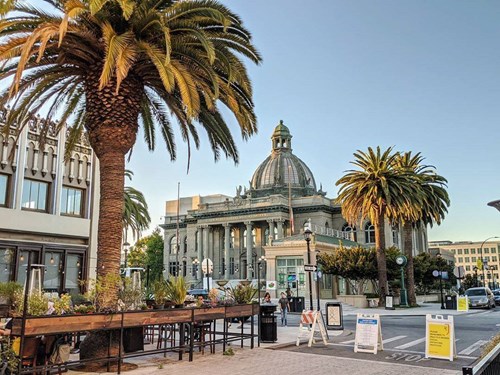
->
[[459, 340, 489, 355], [394, 337, 425, 349], [382, 335, 406, 344]]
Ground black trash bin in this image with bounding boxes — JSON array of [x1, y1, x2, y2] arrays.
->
[[445, 295, 457, 310], [288, 297, 305, 312], [260, 304, 277, 343]]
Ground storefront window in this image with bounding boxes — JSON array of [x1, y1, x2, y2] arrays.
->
[[0, 248, 14, 282], [65, 254, 82, 294], [44, 252, 62, 291]]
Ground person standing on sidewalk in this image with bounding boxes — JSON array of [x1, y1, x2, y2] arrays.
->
[[278, 292, 291, 326]]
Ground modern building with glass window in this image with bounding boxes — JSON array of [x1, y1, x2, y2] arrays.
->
[[161, 121, 429, 300], [0, 108, 99, 294]]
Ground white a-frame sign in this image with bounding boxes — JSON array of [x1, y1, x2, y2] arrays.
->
[[296, 310, 328, 347], [354, 313, 383, 354]]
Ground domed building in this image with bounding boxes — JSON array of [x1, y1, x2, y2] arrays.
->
[[161, 121, 428, 303]]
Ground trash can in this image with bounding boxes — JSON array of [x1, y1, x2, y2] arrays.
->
[[288, 297, 305, 312], [445, 295, 457, 310], [260, 304, 277, 343]]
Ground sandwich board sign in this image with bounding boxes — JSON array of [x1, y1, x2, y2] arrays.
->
[[296, 310, 328, 347], [425, 314, 456, 361], [325, 302, 343, 330], [354, 314, 383, 354], [457, 296, 469, 312]]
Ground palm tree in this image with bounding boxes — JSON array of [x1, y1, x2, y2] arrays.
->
[[0, 0, 261, 304], [123, 170, 150, 241], [336, 147, 418, 305], [395, 152, 450, 306]]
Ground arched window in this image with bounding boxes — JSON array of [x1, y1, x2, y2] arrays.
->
[[264, 227, 269, 245], [170, 236, 178, 254], [325, 221, 329, 228], [364, 222, 375, 244], [342, 223, 357, 242], [183, 236, 188, 253]]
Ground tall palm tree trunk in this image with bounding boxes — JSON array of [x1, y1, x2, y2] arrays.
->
[[375, 214, 388, 306], [403, 222, 418, 306]]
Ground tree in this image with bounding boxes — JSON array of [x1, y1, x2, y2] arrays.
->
[[131, 229, 164, 287], [123, 170, 150, 241], [336, 147, 417, 305], [319, 245, 377, 295], [0, 0, 261, 306], [318, 245, 401, 296], [413, 252, 455, 294], [394, 152, 450, 306], [462, 274, 477, 291]]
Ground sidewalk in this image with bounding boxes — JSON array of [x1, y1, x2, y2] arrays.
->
[[287, 299, 484, 317]]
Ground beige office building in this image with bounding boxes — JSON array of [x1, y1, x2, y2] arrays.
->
[[428, 240, 500, 288]]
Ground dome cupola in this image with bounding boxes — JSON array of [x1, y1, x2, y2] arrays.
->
[[250, 120, 317, 198]]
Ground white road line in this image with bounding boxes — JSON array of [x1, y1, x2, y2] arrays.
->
[[458, 340, 489, 355], [394, 337, 425, 349], [382, 335, 407, 344], [340, 339, 355, 344]]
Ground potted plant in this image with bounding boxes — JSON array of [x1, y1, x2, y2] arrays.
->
[[0, 282, 22, 305], [231, 283, 257, 304], [152, 280, 167, 309], [27, 293, 49, 316], [165, 276, 187, 308], [53, 294, 72, 315]]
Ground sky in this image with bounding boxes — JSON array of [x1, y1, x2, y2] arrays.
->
[[127, 0, 500, 243]]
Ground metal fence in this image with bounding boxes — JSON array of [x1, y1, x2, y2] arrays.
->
[[463, 343, 500, 375]]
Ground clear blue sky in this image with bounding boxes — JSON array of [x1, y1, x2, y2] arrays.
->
[[128, 0, 500, 243]]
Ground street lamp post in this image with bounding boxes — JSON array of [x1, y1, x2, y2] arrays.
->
[[123, 242, 130, 269], [480, 236, 499, 286], [205, 258, 210, 291], [304, 222, 314, 311], [436, 253, 445, 310], [257, 256, 266, 301]]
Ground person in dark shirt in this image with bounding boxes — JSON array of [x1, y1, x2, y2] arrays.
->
[[278, 292, 291, 326]]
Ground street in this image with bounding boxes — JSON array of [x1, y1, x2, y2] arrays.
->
[[277, 307, 500, 372]]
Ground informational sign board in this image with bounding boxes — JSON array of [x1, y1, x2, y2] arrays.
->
[[325, 302, 343, 330], [457, 296, 469, 312], [385, 295, 395, 310], [266, 280, 277, 290], [296, 310, 328, 348], [425, 314, 456, 361], [354, 314, 383, 354]]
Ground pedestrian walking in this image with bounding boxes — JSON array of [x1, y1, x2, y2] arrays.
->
[[278, 292, 290, 326]]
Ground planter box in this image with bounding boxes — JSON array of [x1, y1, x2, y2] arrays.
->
[[11, 304, 260, 336]]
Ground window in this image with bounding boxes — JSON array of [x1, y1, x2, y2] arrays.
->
[[22, 179, 48, 211], [0, 248, 14, 282], [342, 223, 357, 241], [485, 248, 490, 254], [471, 249, 476, 254], [466, 265, 471, 271], [485, 256, 490, 262], [230, 229, 235, 249], [457, 249, 463, 255], [44, 252, 61, 290], [0, 174, 8, 206], [170, 236, 178, 254], [229, 257, 235, 275], [492, 248, 497, 253], [183, 236, 188, 253], [458, 257, 463, 263], [451, 249, 456, 254], [464, 249, 469, 254], [472, 257, 476, 262], [492, 256, 497, 262], [364, 222, 375, 244], [243, 229, 256, 248], [61, 186, 83, 216], [64, 254, 83, 294], [465, 257, 470, 263]]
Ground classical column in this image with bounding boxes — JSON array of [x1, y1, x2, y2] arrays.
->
[[245, 221, 253, 280], [277, 219, 284, 239], [224, 224, 230, 280], [197, 227, 203, 279], [203, 225, 209, 260], [267, 220, 275, 244]]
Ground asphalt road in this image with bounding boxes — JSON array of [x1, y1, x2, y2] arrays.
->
[[277, 308, 500, 371]]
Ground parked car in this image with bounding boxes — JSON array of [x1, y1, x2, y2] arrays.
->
[[492, 289, 500, 306], [465, 287, 496, 309]]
